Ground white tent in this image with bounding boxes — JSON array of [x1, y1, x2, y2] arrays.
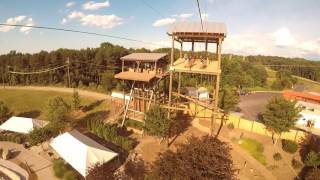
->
[[0, 116, 48, 134], [50, 130, 118, 177]]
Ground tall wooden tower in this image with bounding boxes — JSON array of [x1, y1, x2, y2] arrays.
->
[[167, 21, 227, 133]]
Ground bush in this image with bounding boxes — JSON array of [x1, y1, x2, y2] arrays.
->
[[282, 139, 298, 153], [0, 101, 9, 121], [87, 120, 134, 151], [125, 119, 144, 130], [0, 133, 25, 144], [28, 126, 58, 146], [63, 170, 77, 180], [227, 123, 234, 130], [291, 158, 303, 169], [273, 153, 282, 161], [46, 96, 70, 123], [53, 159, 67, 178]]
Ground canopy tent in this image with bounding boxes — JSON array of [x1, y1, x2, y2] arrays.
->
[[50, 130, 118, 177], [0, 116, 48, 134]]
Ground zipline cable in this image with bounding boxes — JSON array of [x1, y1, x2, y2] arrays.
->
[[0, 23, 168, 48], [8, 65, 68, 75]]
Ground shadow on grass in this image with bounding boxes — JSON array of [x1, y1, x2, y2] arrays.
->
[[17, 110, 41, 119], [74, 110, 110, 131], [82, 100, 104, 112]]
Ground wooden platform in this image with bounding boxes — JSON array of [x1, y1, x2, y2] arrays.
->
[[169, 58, 220, 75], [114, 71, 156, 82]]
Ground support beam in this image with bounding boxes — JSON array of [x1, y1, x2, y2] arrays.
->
[[178, 72, 181, 95], [168, 36, 175, 118], [122, 60, 124, 72], [180, 42, 183, 58]]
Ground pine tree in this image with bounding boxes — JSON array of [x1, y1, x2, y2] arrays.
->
[[72, 89, 81, 111]]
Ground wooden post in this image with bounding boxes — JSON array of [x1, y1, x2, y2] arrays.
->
[[122, 60, 124, 72], [154, 61, 157, 73], [168, 36, 175, 118], [251, 120, 255, 132], [178, 72, 181, 95], [180, 42, 183, 58], [205, 40, 208, 64], [66, 58, 71, 88]]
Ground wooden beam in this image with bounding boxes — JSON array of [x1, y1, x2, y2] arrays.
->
[[180, 42, 183, 58], [178, 72, 181, 95], [168, 36, 175, 118]]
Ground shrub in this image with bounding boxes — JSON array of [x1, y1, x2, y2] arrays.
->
[[0, 101, 9, 121], [63, 170, 77, 180], [46, 96, 70, 123], [304, 151, 320, 168], [227, 123, 234, 130], [125, 119, 144, 130], [0, 133, 25, 144], [87, 120, 134, 151], [273, 153, 282, 161], [28, 126, 58, 146], [53, 159, 67, 178], [281, 139, 298, 153], [291, 158, 303, 169]]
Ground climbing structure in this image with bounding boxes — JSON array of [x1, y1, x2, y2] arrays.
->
[[114, 53, 168, 126], [167, 21, 227, 131]]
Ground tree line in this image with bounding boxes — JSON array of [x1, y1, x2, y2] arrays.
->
[[246, 55, 320, 82], [1, 42, 318, 92]]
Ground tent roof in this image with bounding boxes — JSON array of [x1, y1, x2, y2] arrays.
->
[[50, 130, 118, 177], [120, 53, 167, 62], [0, 116, 48, 134]]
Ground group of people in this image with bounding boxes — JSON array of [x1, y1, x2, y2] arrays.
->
[[183, 53, 207, 68]]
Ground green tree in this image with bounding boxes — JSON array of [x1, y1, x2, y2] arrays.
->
[[72, 89, 81, 110], [0, 101, 9, 122], [262, 96, 301, 144], [144, 105, 172, 141], [46, 96, 70, 123], [101, 72, 116, 92], [150, 136, 236, 179], [215, 86, 240, 137], [305, 151, 320, 169]]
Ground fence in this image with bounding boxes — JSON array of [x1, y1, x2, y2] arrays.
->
[[189, 103, 306, 142]]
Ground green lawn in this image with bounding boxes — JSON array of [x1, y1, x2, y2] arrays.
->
[[238, 137, 267, 165], [0, 89, 109, 120]]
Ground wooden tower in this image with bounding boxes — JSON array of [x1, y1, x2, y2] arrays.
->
[[114, 53, 168, 126], [167, 21, 227, 133]]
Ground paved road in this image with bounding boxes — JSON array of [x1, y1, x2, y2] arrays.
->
[[238, 92, 280, 121]]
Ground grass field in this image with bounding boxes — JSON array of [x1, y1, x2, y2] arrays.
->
[[238, 137, 267, 165], [264, 68, 320, 92], [0, 89, 109, 120]]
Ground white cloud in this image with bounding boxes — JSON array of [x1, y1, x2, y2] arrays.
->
[[68, 11, 85, 19], [273, 27, 297, 47], [63, 11, 123, 29], [0, 15, 35, 34], [19, 17, 34, 34], [61, 18, 67, 24], [66, 1, 76, 7], [173, 13, 193, 19], [153, 18, 176, 27], [0, 15, 26, 32], [82, 1, 110, 10]]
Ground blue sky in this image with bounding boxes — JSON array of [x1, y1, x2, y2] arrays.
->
[[0, 0, 320, 60]]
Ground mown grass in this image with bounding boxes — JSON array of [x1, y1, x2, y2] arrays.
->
[[238, 137, 267, 165], [0, 89, 108, 120]]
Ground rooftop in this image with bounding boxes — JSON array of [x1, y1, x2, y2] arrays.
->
[[120, 53, 167, 62], [168, 21, 227, 43]]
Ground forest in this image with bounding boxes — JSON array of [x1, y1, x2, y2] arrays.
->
[[0, 42, 318, 92]]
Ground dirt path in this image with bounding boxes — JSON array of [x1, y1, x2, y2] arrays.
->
[[3, 86, 110, 100]]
